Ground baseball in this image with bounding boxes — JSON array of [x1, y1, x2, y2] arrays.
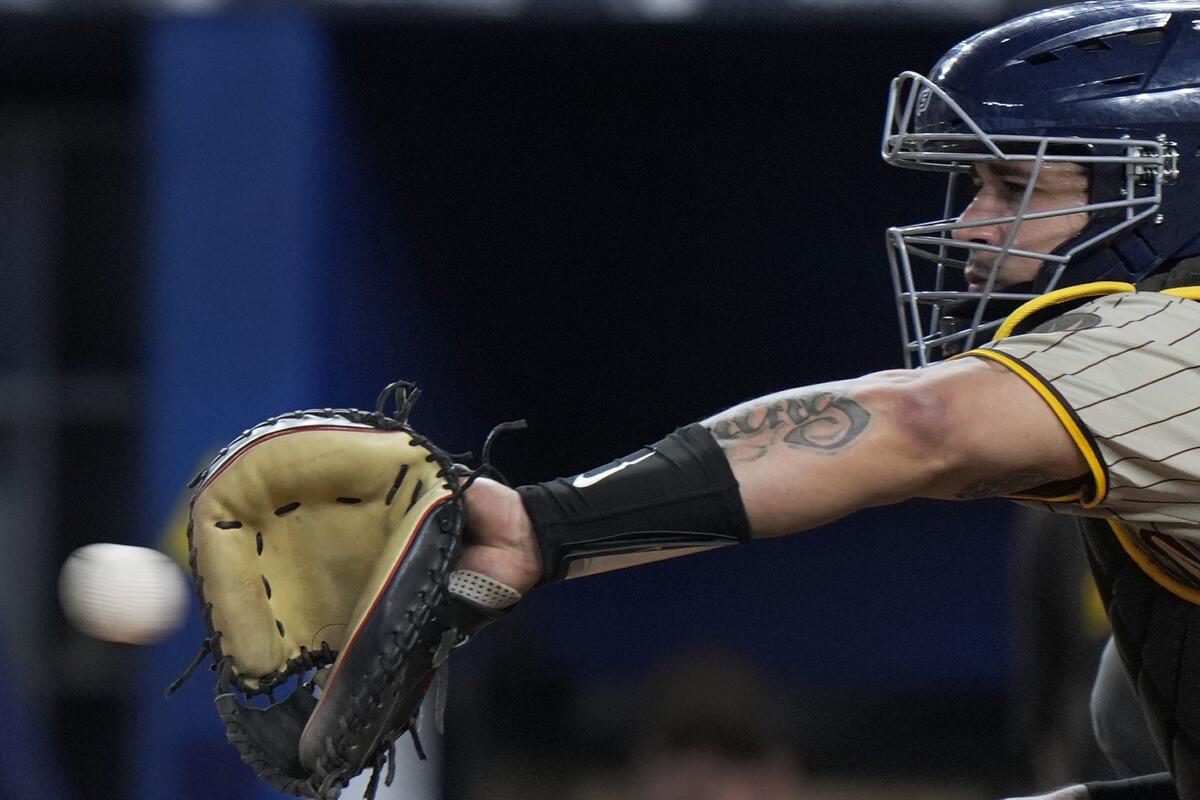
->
[[59, 543, 191, 645]]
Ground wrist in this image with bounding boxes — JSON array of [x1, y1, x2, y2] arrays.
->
[[504, 499, 542, 592], [518, 423, 752, 583]]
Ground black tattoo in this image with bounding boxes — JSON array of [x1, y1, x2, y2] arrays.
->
[[709, 392, 870, 461], [954, 470, 1055, 500]]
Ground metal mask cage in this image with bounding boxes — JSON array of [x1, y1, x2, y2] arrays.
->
[[881, 71, 1173, 367]]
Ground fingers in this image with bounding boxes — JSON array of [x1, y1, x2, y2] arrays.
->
[[460, 478, 543, 592]]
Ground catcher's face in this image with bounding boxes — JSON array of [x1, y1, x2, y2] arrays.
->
[[951, 160, 1089, 292]]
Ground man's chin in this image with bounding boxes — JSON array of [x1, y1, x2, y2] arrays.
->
[[964, 267, 1012, 294]]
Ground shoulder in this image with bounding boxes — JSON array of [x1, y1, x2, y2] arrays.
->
[[982, 288, 1200, 413], [999, 283, 1200, 341], [996, 288, 1200, 354], [968, 287, 1200, 513]]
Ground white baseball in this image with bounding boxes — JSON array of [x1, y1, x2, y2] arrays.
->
[[59, 543, 191, 645]]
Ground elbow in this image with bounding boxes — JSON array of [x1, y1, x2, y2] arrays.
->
[[853, 370, 962, 492]]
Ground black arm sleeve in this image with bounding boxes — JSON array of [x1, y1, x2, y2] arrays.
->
[[517, 423, 752, 583]]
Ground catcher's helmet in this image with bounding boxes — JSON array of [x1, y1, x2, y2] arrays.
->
[[883, 1, 1200, 366]]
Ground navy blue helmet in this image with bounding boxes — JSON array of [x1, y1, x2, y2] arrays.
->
[[883, 1, 1200, 366]]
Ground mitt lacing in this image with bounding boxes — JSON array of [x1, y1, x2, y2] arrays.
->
[[456, 418, 528, 493], [374, 380, 421, 425], [164, 630, 219, 697]]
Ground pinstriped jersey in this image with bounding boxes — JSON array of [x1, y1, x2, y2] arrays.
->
[[966, 288, 1200, 601]]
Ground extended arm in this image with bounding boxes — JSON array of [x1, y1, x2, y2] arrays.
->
[[712, 356, 1087, 536], [460, 356, 1088, 592]]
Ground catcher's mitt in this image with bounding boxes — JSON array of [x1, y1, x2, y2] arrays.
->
[[167, 381, 522, 799]]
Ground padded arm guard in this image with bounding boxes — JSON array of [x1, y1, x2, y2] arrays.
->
[[518, 423, 753, 583]]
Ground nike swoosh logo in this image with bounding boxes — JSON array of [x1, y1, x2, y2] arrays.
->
[[571, 451, 655, 488]]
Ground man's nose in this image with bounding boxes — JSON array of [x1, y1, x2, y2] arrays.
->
[[951, 192, 1007, 245]]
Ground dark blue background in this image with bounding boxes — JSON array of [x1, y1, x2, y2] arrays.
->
[[5, 10, 1031, 798], [134, 14, 1017, 798]]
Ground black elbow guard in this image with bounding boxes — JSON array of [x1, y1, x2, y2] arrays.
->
[[517, 423, 752, 583]]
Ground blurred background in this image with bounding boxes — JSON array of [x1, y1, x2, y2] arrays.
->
[[1, 0, 1113, 797]]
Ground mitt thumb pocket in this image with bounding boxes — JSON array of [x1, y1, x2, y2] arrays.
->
[[297, 499, 461, 780]]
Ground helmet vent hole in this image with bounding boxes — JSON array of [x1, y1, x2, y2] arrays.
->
[[1074, 37, 1110, 53], [1126, 29, 1165, 47], [1024, 51, 1059, 65], [1100, 73, 1144, 87]]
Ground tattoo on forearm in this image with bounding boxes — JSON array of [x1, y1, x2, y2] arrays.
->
[[708, 392, 870, 462], [954, 470, 1054, 500]]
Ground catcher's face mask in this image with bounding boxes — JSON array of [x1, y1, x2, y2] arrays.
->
[[882, 72, 1172, 367]]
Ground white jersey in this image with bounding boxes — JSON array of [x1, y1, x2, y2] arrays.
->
[[962, 284, 1200, 602]]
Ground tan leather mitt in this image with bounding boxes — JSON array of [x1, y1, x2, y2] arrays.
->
[[167, 382, 522, 799]]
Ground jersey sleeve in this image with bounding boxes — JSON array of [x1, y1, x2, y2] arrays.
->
[[963, 290, 1200, 538]]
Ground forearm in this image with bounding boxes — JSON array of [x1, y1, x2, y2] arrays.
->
[[511, 372, 940, 581], [706, 358, 1087, 536], [704, 375, 942, 536]]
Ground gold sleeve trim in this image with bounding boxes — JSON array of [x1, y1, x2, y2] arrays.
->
[[1161, 286, 1200, 301], [956, 348, 1107, 507], [1107, 520, 1200, 606], [992, 281, 1136, 341]]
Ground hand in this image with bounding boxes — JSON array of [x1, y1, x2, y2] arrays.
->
[[459, 477, 543, 594]]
